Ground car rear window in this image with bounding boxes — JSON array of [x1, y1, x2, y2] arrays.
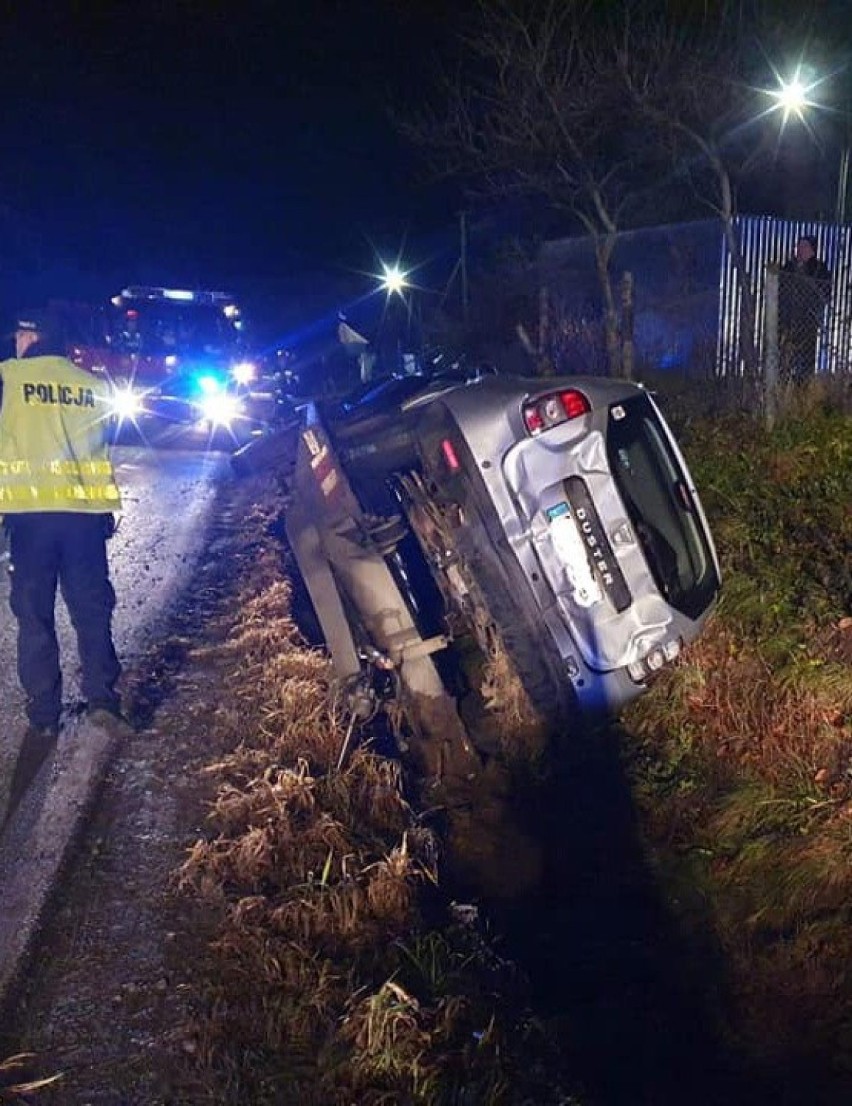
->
[[606, 394, 719, 620]]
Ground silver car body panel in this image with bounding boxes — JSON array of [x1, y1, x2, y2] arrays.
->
[[423, 375, 719, 716]]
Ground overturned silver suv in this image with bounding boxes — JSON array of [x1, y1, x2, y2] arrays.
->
[[286, 370, 720, 761]]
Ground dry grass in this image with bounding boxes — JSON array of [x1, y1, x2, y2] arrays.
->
[[170, 400, 852, 1096], [479, 635, 552, 766], [636, 621, 852, 791], [0, 1054, 62, 1099], [172, 475, 573, 1104]]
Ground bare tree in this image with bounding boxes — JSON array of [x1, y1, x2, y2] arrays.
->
[[403, 0, 826, 380], [613, 1, 788, 377], [402, 0, 665, 377]]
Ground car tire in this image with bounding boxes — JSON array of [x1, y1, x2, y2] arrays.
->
[[450, 496, 577, 727]]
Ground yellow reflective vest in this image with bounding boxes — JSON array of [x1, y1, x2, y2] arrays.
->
[[0, 355, 121, 513]]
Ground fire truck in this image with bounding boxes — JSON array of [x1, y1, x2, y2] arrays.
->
[[65, 286, 276, 440]]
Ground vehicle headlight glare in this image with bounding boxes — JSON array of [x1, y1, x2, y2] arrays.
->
[[199, 392, 243, 426], [232, 361, 256, 385], [111, 386, 144, 419], [196, 373, 223, 396]]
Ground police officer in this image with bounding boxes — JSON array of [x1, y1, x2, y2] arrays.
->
[[0, 308, 128, 812]]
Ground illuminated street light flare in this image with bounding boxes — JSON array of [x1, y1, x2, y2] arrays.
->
[[765, 66, 822, 127], [380, 264, 408, 296], [774, 77, 808, 120]]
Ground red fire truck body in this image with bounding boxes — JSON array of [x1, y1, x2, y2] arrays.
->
[[63, 285, 275, 436]]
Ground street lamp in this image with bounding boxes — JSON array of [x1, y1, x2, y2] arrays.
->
[[380, 264, 408, 297], [771, 75, 810, 122], [375, 260, 420, 374], [768, 70, 849, 223]]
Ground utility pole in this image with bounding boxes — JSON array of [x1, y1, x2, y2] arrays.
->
[[836, 81, 852, 224], [459, 210, 469, 325], [836, 146, 850, 224]]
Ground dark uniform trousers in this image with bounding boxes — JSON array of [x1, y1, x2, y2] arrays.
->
[[5, 512, 121, 729]]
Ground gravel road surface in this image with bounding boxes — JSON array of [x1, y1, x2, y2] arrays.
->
[[0, 444, 230, 1008]]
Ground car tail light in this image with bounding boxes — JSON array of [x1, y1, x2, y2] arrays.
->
[[441, 437, 461, 472], [523, 388, 590, 435]]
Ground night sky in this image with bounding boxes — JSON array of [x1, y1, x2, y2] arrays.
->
[[3, 1, 852, 338], [0, 1, 462, 324]]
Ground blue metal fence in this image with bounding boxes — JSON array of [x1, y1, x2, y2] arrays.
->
[[479, 215, 852, 385], [718, 215, 852, 376]]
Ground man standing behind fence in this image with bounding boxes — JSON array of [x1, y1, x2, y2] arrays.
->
[[779, 235, 831, 383]]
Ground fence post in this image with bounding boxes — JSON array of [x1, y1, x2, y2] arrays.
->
[[764, 263, 780, 430], [538, 284, 555, 376], [620, 270, 635, 381]]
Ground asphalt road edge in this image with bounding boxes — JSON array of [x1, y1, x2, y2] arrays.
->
[[0, 719, 119, 1020]]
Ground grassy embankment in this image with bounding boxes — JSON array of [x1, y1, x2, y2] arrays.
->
[[176, 385, 851, 1101], [624, 384, 852, 1085]]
